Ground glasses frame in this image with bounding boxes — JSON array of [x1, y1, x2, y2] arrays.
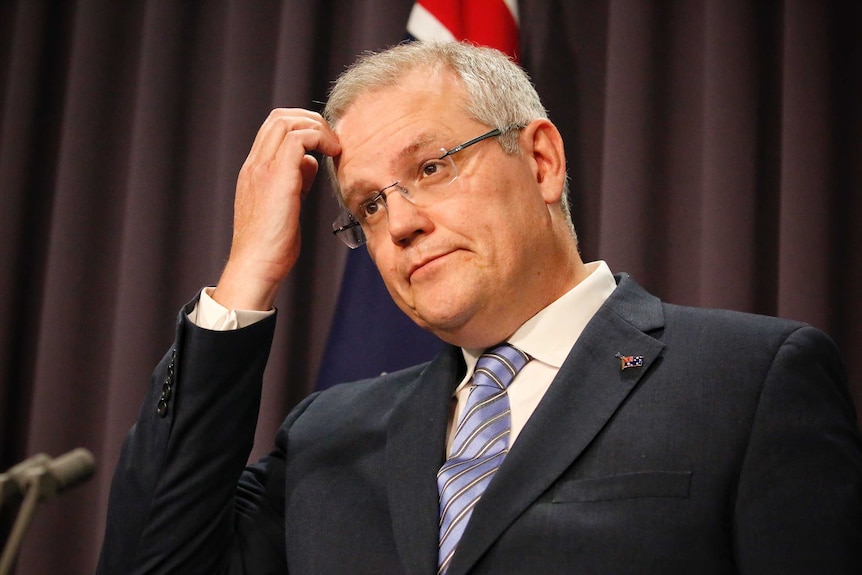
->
[[332, 127, 504, 249]]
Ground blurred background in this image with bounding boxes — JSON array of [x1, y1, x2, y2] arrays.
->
[[1, 1, 860, 572]]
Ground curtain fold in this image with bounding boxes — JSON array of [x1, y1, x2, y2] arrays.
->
[[1, 1, 859, 572]]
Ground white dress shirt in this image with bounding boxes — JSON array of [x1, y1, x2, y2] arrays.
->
[[188, 287, 274, 330], [448, 260, 617, 450]]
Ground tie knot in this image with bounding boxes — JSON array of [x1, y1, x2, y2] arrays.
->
[[473, 343, 531, 390]]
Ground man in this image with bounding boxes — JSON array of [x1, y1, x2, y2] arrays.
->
[[98, 42, 862, 574]]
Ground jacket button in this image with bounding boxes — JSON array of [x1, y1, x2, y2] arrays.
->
[[157, 399, 168, 417]]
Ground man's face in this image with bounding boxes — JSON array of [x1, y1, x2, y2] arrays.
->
[[334, 68, 569, 348]]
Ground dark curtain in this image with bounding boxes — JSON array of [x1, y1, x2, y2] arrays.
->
[[1, 1, 859, 573]]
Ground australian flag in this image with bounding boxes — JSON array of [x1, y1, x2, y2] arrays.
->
[[616, 353, 645, 371]]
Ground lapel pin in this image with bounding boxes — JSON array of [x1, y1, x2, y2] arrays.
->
[[615, 352, 644, 371]]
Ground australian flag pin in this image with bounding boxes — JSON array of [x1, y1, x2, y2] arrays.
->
[[615, 352, 644, 371]]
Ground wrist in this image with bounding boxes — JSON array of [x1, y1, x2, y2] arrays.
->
[[212, 260, 281, 311]]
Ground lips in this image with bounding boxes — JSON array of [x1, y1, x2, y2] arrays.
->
[[407, 250, 456, 281]]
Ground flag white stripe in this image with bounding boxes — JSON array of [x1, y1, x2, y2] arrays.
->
[[406, 4, 457, 41], [502, 0, 520, 24]]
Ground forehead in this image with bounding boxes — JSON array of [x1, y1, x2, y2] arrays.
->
[[333, 69, 476, 185]]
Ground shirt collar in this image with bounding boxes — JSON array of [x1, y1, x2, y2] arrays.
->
[[459, 260, 617, 383]]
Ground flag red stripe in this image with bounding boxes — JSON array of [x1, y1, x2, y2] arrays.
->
[[417, 0, 519, 60]]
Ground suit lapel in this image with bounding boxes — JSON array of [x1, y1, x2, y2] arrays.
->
[[447, 275, 667, 575], [386, 345, 465, 575]]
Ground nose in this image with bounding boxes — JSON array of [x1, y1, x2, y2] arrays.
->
[[385, 187, 432, 245]]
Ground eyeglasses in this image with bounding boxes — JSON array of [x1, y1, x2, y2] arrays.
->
[[331, 127, 507, 249]]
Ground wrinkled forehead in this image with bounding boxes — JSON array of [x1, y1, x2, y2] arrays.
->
[[335, 128, 460, 205], [331, 70, 473, 190]]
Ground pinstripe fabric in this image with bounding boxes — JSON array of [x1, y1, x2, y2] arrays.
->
[[437, 343, 531, 573]]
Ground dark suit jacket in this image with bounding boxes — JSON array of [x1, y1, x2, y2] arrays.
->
[[98, 275, 862, 574]]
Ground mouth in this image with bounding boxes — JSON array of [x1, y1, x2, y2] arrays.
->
[[408, 250, 457, 282]]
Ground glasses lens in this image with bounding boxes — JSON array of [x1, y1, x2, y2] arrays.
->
[[329, 130, 502, 247], [415, 156, 457, 191], [332, 211, 365, 248]]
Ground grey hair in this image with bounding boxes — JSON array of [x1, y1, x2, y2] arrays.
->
[[324, 41, 574, 236]]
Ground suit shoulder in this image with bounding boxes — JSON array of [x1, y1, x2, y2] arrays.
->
[[662, 301, 808, 337], [658, 301, 840, 366]]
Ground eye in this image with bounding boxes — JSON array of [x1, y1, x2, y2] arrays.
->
[[359, 194, 384, 219], [422, 161, 440, 176], [418, 159, 452, 182]]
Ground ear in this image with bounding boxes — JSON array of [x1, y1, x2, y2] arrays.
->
[[521, 119, 567, 205]]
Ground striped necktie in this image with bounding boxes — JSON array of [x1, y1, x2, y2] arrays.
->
[[437, 343, 532, 573]]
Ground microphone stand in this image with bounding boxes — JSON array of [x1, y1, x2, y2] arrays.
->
[[0, 472, 43, 575], [0, 448, 95, 575]]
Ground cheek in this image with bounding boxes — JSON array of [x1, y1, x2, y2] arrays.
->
[[367, 245, 415, 311], [367, 245, 398, 284]]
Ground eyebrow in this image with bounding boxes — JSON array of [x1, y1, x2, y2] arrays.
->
[[341, 178, 383, 208], [340, 131, 449, 205], [396, 132, 443, 161]]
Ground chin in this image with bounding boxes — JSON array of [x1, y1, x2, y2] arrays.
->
[[391, 279, 483, 337], [410, 306, 466, 333], [411, 300, 481, 343]]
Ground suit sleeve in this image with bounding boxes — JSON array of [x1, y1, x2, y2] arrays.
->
[[733, 325, 862, 573], [97, 301, 282, 574]]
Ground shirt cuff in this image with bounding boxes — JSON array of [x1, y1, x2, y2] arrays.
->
[[187, 287, 275, 331]]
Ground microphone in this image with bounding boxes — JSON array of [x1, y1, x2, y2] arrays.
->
[[0, 449, 96, 507], [0, 453, 51, 508], [27, 448, 96, 502], [0, 448, 96, 575]]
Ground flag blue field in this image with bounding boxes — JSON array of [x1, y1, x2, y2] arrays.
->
[[316, 248, 445, 388]]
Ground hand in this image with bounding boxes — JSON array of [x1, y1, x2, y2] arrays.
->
[[212, 109, 341, 311]]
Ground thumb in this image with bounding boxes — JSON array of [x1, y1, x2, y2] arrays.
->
[[299, 154, 320, 197]]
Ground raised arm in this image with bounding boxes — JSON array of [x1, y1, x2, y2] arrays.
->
[[97, 109, 340, 574], [214, 109, 341, 311]]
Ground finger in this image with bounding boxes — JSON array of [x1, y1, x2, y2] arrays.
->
[[272, 126, 337, 158], [270, 127, 338, 191], [249, 109, 339, 161], [299, 154, 320, 197]]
